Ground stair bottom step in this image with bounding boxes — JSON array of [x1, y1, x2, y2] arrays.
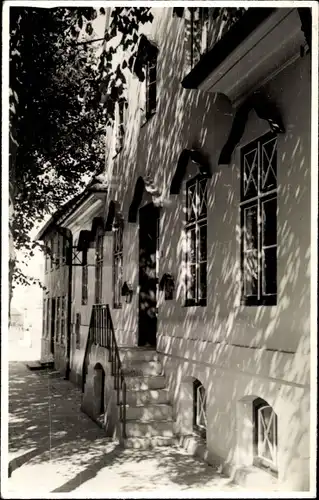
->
[[123, 436, 177, 449], [26, 361, 54, 371]]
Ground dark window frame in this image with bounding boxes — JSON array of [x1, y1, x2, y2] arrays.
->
[[60, 296, 66, 345], [55, 296, 61, 342], [193, 379, 207, 439], [75, 312, 81, 349], [145, 48, 157, 119], [185, 175, 207, 307], [95, 229, 104, 305], [253, 398, 278, 475], [189, 7, 209, 69], [81, 248, 88, 305], [240, 132, 277, 306], [113, 221, 124, 309]]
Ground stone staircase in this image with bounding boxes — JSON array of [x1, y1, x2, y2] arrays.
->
[[118, 347, 176, 449]]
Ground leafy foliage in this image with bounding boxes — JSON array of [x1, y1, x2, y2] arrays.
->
[[9, 6, 153, 287]]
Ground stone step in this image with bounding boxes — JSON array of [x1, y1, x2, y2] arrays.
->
[[126, 388, 170, 406], [126, 403, 173, 421], [119, 347, 160, 363], [124, 375, 166, 391], [122, 360, 163, 377], [124, 419, 174, 438], [123, 436, 177, 449], [26, 360, 55, 371]]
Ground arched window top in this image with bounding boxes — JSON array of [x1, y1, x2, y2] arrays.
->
[[91, 216, 104, 241], [193, 379, 207, 438], [170, 149, 211, 195], [253, 397, 278, 473], [105, 200, 123, 231], [128, 176, 161, 223]]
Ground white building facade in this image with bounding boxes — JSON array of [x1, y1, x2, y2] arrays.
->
[[38, 7, 314, 492]]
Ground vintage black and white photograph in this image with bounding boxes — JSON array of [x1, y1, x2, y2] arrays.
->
[[2, 1, 318, 496]]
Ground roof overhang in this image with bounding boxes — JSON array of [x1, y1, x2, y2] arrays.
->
[[182, 8, 305, 105]]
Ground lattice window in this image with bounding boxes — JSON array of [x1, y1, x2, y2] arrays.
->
[[55, 297, 61, 342], [60, 296, 66, 345], [253, 398, 278, 472], [50, 236, 55, 270], [113, 222, 123, 309], [95, 230, 104, 304], [46, 298, 50, 338], [193, 379, 207, 438], [82, 249, 88, 305], [145, 48, 157, 119], [56, 234, 61, 268], [75, 312, 81, 349], [42, 298, 46, 338], [61, 234, 68, 265], [115, 100, 127, 153], [240, 133, 277, 306], [186, 7, 209, 69], [185, 176, 207, 306]]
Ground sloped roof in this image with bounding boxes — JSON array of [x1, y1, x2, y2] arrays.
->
[[35, 178, 107, 241]]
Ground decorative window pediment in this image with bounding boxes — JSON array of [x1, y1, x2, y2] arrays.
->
[[170, 149, 211, 195]]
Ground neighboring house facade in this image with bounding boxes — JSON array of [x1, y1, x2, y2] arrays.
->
[[37, 7, 313, 492]]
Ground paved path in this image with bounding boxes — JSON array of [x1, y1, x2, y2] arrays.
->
[[5, 362, 243, 496]]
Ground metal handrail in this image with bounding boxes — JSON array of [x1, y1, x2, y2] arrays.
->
[[92, 304, 126, 438]]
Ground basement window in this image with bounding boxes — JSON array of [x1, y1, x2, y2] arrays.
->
[[193, 379, 207, 439], [253, 398, 278, 474]]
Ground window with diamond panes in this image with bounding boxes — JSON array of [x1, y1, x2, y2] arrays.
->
[[46, 298, 50, 338], [95, 230, 104, 304], [193, 379, 207, 439], [55, 297, 61, 342], [240, 132, 277, 306], [253, 398, 278, 473], [113, 222, 123, 309], [60, 296, 66, 344], [186, 8, 209, 69], [82, 249, 88, 305], [185, 176, 207, 306], [42, 298, 46, 338], [146, 50, 157, 119], [115, 100, 126, 153], [75, 312, 81, 349]]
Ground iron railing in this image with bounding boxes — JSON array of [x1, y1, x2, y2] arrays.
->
[[91, 304, 126, 438]]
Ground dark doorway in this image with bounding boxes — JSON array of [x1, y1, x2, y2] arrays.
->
[[138, 203, 159, 347], [50, 298, 56, 355]]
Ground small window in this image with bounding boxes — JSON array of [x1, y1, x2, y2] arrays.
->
[[56, 235, 61, 268], [82, 250, 88, 305], [61, 234, 67, 265], [42, 298, 47, 338], [75, 313, 81, 349], [193, 379, 207, 439], [113, 222, 123, 309], [187, 7, 209, 69], [44, 241, 50, 273], [50, 236, 55, 270], [60, 296, 66, 345], [56, 297, 61, 342], [185, 176, 207, 306], [115, 100, 127, 153], [46, 297, 50, 338], [95, 230, 104, 304], [253, 398, 278, 473], [145, 49, 157, 119], [240, 132, 277, 306]]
